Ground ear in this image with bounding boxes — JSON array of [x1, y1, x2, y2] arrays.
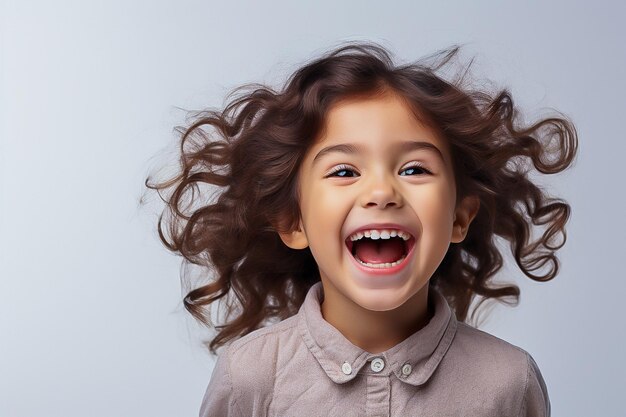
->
[[451, 195, 480, 244], [277, 218, 310, 250]]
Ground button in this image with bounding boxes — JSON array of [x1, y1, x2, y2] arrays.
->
[[341, 361, 352, 375], [370, 357, 385, 372], [401, 363, 412, 377]]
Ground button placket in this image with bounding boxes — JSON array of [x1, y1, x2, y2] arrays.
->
[[370, 357, 385, 373]]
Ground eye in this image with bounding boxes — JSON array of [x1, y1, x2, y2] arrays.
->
[[400, 162, 432, 176], [325, 164, 358, 178]]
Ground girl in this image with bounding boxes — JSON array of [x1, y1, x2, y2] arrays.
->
[[146, 41, 577, 416]]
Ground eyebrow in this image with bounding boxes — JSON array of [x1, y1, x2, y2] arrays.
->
[[312, 140, 445, 165]]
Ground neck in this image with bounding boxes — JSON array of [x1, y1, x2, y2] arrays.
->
[[320, 281, 432, 354]]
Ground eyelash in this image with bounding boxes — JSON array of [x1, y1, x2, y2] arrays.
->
[[325, 163, 432, 178]]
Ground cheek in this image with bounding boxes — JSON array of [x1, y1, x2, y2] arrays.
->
[[413, 187, 456, 268], [310, 183, 351, 212], [298, 182, 322, 225], [412, 183, 454, 215], [300, 185, 346, 245]]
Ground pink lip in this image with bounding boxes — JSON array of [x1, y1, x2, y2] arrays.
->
[[343, 222, 418, 276], [345, 235, 416, 276]]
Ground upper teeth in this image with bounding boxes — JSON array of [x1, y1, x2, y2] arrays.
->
[[349, 229, 411, 241]]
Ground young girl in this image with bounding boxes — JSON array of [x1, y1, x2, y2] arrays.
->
[[146, 41, 577, 416]]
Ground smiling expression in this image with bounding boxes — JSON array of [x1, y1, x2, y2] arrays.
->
[[278, 91, 478, 314]]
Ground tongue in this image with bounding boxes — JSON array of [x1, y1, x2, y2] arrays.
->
[[354, 239, 405, 264]]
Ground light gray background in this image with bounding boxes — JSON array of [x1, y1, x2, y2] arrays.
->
[[1, 1, 624, 416]]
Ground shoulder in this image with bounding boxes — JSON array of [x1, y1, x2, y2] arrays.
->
[[453, 321, 530, 364], [446, 322, 551, 416], [229, 314, 301, 358], [452, 321, 534, 380], [199, 318, 299, 417], [224, 315, 302, 389]]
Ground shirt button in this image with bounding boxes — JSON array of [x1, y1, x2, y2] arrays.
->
[[370, 357, 385, 372], [341, 361, 352, 375], [401, 363, 412, 377]]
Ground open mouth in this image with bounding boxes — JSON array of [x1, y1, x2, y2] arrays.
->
[[345, 234, 416, 269]]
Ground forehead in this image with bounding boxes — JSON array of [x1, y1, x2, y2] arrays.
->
[[323, 92, 423, 127], [309, 93, 449, 164]]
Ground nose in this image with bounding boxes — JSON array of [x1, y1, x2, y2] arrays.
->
[[360, 171, 403, 209]]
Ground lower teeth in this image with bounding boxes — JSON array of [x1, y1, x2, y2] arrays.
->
[[355, 254, 406, 269]]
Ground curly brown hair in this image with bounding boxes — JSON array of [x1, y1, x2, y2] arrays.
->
[[144, 41, 578, 356]]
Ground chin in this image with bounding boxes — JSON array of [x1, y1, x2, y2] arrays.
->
[[351, 289, 409, 312]]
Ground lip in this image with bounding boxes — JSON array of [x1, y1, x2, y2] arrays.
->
[[345, 234, 416, 276], [343, 222, 418, 277]]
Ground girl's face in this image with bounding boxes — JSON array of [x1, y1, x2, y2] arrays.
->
[[280, 92, 478, 313]]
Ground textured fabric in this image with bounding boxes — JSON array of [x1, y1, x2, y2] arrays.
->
[[199, 282, 550, 417]]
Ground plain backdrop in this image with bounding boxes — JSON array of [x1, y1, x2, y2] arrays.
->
[[1, 1, 624, 416]]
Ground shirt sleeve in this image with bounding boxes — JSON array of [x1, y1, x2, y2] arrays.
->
[[518, 351, 551, 417], [198, 347, 241, 417]]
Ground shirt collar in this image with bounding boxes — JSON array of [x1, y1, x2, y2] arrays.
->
[[297, 281, 457, 386]]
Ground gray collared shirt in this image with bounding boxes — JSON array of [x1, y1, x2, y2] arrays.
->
[[199, 282, 550, 416]]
